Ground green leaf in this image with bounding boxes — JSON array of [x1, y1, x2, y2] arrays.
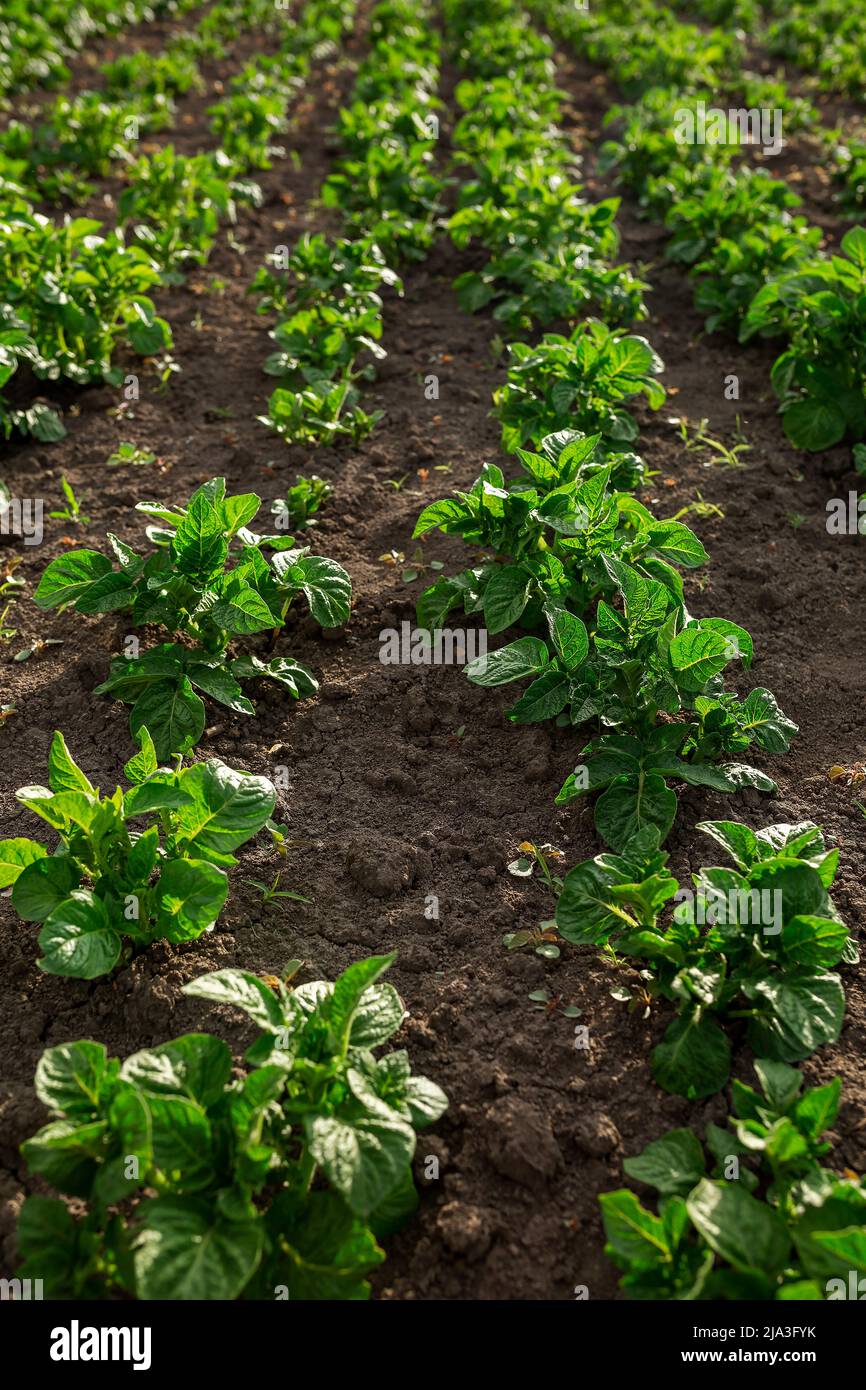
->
[[134, 1197, 263, 1300], [37, 890, 121, 979], [121, 1035, 232, 1107], [599, 1189, 671, 1264], [173, 761, 276, 863], [16, 1197, 78, 1294], [644, 521, 708, 569], [21, 1117, 105, 1195], [412, 498, 467, 537], [185, 661, 255, 716], [35, 1041, 115, 1119], [739, 688, 798, 752], [687, 1178, 791, 1274], [753, 1058, 802, 1113], [172, 489, 228, 586], [130, 677, 205, 760], [507, 667, 570, 722], [13, 855, 80, 921], [783, 398, 846, 452], [266, 1190, 383, 1299], [124, 727, 159, 785], [33, 550, 112, 609], [544, 605, 589, 671], [47, 732, 96, 795], [0, 837, 47, 888], [669, 627, 730, 692], [781, 915, 848, 969], [482, 565, 532, 635], [695, 820, 759, 872], [348, 983, 405, 1049], [793, 1077, 841, 1141], [652, 1013, 731, 1099], [464, 636, 548, 687], [623, 1129, 706, 1196], [745, 971, 845, 1061], [305, 1102, 416, 1219], [556, 862, 632, 945], [182, 969, 286, 1032], [210, 583, 276, 636], [325, 954, 397, 1046], [155, 859, 228, 942], [123, 779, 193, 817], [595, 774, 677, 853], [288, 555, 351, 627]]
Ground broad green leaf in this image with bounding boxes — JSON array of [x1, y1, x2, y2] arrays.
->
[[687, 1178, 791, 1274], [287, 555, 352, 627], [35, 1041, 116, 1119], [482, 565, 532, 635], [134, 1197, 263, 1299], [652, 1013, 731, 1099], [130, 677, 205, 760], [0, 837, 47, 888], [508, 668, 570, 722], [174, 761, 276, 863], [182, 969, 286, 1032], [745, 971, 845, 1061], [47, 732, 95, 795], [739, 688, 798, 753], [37, 890, 121, 979], [305, 1102, 416, 1218], [265, 1190, 383, 1299], [121, 1035, 232, 1107], [124, 727, 159, 785], [624, 1129, 706, 1196], [13, 855, 80, 922], [210, 583, 276, 636], [33, 550, 112, 609], [599, 1189, 671, 1264], [556, 862, 633, 945], [595, 774, 677, 854], [155, 859, 228, 941], [464, 636, 548, 687], [543, 605, 589, 671]]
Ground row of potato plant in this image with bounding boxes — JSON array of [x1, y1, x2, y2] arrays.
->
[[0, 0, 200, 100], [434, 0, 864, 1300], [0, 0, 350, 440], [0, 0, 450, 1306], [534, 0, 866, 454], [254, 0, 443, 445]]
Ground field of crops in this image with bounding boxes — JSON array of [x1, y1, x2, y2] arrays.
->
[[1, 0, 866, 1332]]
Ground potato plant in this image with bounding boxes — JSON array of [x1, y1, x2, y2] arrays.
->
[[601, 1060, 866, 1300], [17, 953, 447, 1299], [34, 478, 352, 757], [414, 428, 795, 849], [555, 819, 854, 1097], [0, 730, 276, 978]]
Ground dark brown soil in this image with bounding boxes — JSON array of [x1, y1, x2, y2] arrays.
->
[[0, 10, 864, 1303]]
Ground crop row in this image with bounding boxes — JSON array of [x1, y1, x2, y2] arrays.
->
[[414, 0, 865, 1297], [0, 0, 350, 441], [535, 0, 866, 453], [254, 0, 442, 445], [0, 0, 201, 101], [1, 0, 450, 1301]]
